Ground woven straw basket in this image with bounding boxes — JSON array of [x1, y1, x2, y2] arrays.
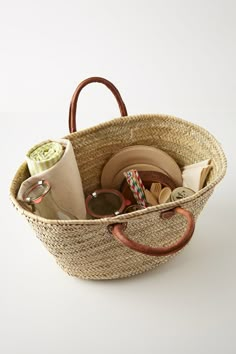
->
[[10, 77, 227, 280]]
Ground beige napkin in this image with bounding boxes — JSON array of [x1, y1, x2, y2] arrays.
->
[[182, 159, 212, 192], [17, 139, 86, 220]]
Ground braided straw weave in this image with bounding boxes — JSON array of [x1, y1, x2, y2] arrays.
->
[[10, 114, 226, 279]]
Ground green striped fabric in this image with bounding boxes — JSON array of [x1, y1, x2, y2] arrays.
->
[[26, 141, 63, 176]]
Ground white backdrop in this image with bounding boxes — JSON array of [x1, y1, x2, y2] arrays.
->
[[1, 1, 235, 353]]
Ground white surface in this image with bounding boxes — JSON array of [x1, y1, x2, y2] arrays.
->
[[1, 1, 235, 353]]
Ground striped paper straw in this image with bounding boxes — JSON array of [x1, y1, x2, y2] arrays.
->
[[26, 141, 64, 176], [123, 169, 147, 206]]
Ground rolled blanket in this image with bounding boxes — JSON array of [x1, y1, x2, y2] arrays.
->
[[26, 141, 64, 175], [17, 139, 86, 220]]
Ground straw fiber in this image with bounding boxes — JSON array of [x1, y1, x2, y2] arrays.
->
[[10, 114, 227, 279]]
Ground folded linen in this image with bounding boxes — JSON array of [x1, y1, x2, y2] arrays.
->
[[182, 159, 212, 192]]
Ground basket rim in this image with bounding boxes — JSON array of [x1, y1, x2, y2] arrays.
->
[[10, 113, 227, 225]]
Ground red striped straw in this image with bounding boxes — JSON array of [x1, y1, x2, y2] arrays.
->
[[123, 169, 147, 207]]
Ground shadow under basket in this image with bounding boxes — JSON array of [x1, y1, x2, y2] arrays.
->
[[9, 78, 227, 280]]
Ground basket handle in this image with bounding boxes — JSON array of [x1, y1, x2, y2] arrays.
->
[[69, 77, 128, 133], [109, 207, 195, 256]]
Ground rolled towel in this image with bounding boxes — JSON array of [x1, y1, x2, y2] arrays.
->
[[17, 139, 86, 220], [26, 141, 64, 175]]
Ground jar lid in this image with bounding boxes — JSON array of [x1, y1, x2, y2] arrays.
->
[[86, 189, 127, 218], [23, 180, 51, 204], [170, 187, 195, 201]]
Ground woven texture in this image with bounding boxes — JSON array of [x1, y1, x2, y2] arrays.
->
[[10, 114, 227, 279]]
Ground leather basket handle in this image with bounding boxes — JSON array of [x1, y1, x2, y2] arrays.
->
[[69, 77, 128, 133], [110, 207, 195, 256]]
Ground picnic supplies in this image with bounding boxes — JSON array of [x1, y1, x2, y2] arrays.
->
[[17, 139, 86, 220], [10, 77, 227, 279], [121, 171, 176, 204]]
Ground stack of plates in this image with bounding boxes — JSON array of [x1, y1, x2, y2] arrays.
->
[[101, 145, 182, 189]]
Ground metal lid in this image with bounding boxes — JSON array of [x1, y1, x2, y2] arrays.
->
[[170, 187, 195, 201], [23, 180, 51, 204], [86, 189, 126, 218]]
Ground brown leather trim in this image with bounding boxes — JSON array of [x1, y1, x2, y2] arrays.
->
[[110, 207, 195, 256], [69, 77, 128, 133]]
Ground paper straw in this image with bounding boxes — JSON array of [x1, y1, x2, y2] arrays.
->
[[124, 169, 147, 206]]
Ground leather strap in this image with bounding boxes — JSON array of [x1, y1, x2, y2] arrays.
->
[[69, 77, 128, 133], [110, 207, 195, 256]]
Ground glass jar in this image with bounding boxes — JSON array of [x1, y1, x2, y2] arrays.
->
[[23, 180, 76, 220]]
